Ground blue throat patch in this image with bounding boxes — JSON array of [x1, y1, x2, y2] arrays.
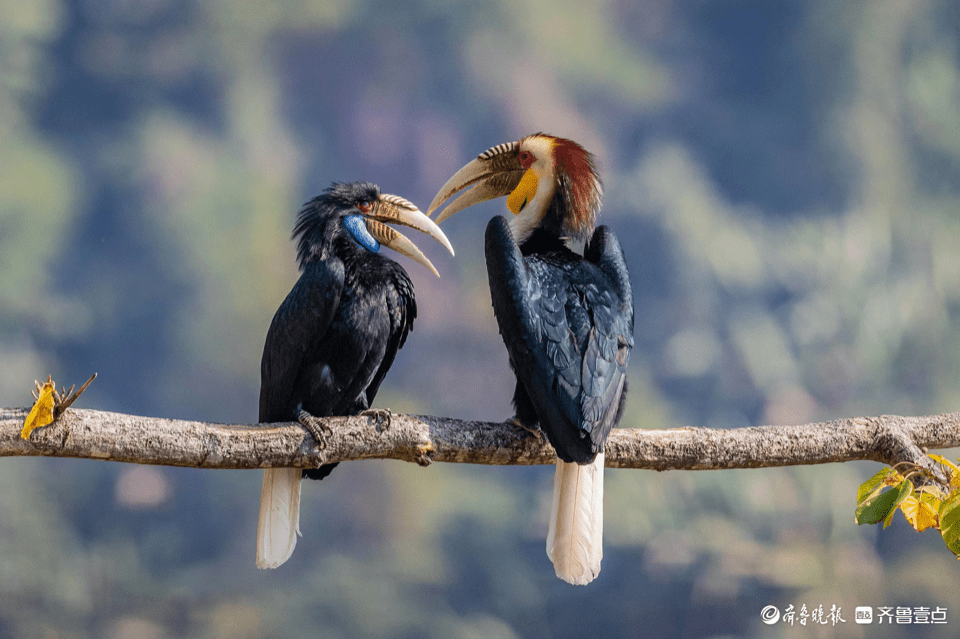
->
[[344, 215, 380, 253]]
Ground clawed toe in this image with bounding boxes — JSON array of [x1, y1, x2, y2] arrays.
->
[[298, 410, 332, 450], [361, 407, 393, 431], [505, 415, 543, 440]]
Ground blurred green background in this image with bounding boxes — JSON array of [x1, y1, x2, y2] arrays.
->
[[2, 0, 960, 637]]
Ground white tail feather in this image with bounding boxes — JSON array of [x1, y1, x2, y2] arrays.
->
[[546, 454, 604, 585], [256, 468, 302, 569]]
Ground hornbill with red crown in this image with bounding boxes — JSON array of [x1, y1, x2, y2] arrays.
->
[[257, 181, 454, 569], [428, 134, 633, 585]]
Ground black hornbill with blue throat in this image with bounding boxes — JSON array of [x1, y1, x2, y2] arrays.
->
[[257, 181, 453, 569], [429, 134, 634, 584]]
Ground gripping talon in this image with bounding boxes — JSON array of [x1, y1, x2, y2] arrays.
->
[[505, 415, 543, 440], [361, 407, 393, 432], [298, 410, 333, 450]]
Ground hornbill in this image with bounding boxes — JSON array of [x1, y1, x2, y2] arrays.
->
[[428, 134, 633, 585], [257, 181, 453, 569]]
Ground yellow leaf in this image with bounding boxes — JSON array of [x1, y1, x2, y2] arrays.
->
[[21, 380, 56, 440], [929, 454, 960, 490], [929, 453, 960, 475], [901, 493, 939, 532]]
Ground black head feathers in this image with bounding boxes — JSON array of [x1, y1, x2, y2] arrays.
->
[[293, 182, 380, 268]]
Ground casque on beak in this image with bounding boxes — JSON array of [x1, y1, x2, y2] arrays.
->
[[364, 194, 454, 277], [427, 142, 526, 224]]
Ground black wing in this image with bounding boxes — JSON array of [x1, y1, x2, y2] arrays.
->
[[259, 259, 345, 423], [485, 216, 634, 463], [361, 271, 417, 407], [581, 224, 635, 444]]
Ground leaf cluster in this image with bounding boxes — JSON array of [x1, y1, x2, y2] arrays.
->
[[856, 455, 960, 557]]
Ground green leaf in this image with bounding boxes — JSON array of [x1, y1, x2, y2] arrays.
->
[[883, 500, 898, 529], [857, 467, 897, 507], [939, 491, 960, 556], [856, 479, 913, 526]]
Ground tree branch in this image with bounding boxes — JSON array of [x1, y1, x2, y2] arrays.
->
[[3, 407, 960, 473]]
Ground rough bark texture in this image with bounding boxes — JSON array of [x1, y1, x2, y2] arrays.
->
[[3, 407, 960, 472]]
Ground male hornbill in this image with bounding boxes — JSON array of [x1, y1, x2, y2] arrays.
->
[[257, 181, 453, 569], [428, 134, 633, 584]]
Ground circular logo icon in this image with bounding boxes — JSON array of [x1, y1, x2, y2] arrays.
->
[[761, 605, 780, 625]]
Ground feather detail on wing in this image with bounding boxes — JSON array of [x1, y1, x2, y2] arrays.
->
[[546, 453, 604, 585], [256, 468, 302, 569]]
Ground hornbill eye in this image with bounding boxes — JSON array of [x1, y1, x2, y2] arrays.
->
[[518, 150, 535, 168], [351, 193, 454, 277]]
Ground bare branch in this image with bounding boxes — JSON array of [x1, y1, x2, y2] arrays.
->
[[3, 407, 960, 473]]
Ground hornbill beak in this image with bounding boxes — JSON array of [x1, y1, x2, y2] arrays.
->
[[427, 141, 526, 224], [366, 193, 454, 277]]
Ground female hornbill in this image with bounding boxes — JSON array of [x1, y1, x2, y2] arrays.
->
[[428, 134, 634, 584], [257, 181, 453, 569]]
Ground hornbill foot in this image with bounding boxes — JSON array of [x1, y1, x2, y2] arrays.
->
[[298, 410, 333, 450], [505, 415, 543, 440], [414, 442, 434, 467], [360, 407, 393, 432]]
